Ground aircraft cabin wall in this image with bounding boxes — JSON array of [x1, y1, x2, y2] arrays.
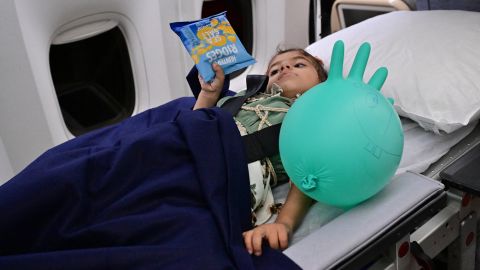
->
[[0, 0, 311, 184]]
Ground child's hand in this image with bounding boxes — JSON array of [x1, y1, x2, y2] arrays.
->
[[242, 223, 292, 256], [199, 63, 224, 94], [193, 63, 225, 109]]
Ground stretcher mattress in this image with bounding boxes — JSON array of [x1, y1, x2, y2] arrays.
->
[[284, 172, 445, 269]]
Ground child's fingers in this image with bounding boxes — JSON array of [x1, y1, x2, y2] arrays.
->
[[212, 63, 224, 77], [243, 229, 266, 256], [198, 74, 207, 87], [277, 227, 289, 250], [212, 63, 225, 83], [266, 230, 280, 250], [252, 230, 265, 256], [242, 231, 254, 254], [198, 75, 216, 92]]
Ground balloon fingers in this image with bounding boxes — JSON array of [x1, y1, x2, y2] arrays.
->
[[328, 40, 345, 80], [368, 67, 388, 91], [348, 43, 370, 81]]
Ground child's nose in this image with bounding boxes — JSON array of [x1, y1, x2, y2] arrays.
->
[[281, 64, 291, 71]]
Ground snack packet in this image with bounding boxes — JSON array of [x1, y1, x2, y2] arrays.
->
[[170, 11, 256, 82]]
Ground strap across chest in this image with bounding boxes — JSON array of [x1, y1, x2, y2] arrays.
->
[[220, 75, 282, 163]]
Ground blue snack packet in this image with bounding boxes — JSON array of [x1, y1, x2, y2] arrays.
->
[[170, 11, 256, 82]]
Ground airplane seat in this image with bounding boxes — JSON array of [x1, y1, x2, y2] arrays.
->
[[330, 0, 411, 33]]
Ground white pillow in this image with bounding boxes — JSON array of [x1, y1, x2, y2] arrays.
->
[[306, 10, 480, 134]]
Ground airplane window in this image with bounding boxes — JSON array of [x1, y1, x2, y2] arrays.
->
[[49, 27, 135, 136], [202, 0, 253, 78]]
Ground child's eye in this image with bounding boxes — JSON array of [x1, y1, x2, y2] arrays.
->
[[269, 69, 279, 76], [294, 63, 306, 68]]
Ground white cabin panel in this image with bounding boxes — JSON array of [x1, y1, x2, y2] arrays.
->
[[0, 0, 312, 179]]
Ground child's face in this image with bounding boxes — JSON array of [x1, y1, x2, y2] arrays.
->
[[267, 51, 321, 98]]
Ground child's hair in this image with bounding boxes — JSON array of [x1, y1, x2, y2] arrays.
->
[[266, 48, 328, 83]]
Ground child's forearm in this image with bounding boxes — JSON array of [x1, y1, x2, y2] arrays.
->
[[275, 184, 312, 233], [193, 91, 221, 110]]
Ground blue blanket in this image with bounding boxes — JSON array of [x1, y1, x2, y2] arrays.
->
[[0, 97, 300, 269]]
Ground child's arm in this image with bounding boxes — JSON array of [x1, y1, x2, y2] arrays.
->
[[242, 184, 312, 256], [193, 63, 225, 110]]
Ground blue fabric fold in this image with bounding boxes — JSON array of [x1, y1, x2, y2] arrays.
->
[[0, 97, 300, 269]]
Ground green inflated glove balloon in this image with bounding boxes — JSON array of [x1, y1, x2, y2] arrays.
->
[[279, 40, 404, 208]]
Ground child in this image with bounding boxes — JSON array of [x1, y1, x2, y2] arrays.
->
[[194, 48, 327, 256]]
